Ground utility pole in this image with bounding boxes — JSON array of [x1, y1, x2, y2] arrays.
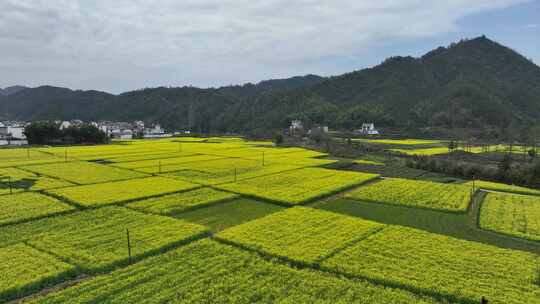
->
[[8, 176, 12, 195], [234, 168, 237, 182], [126, 228, 132, 262], [262, 152, 265, 166]]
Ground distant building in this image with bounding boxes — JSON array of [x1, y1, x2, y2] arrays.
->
[[357, 123, 380, 135], [110, 128, 133, 140], [308, 125, 329, 135], [0, 122, 26, 139], [289, 120, 304, 134], [144, 123, 165, 136], [59, 121, 71, 130]]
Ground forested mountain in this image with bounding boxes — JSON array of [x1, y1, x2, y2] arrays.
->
[[0, 85, 27, 96], [1, 36, 539, 133]]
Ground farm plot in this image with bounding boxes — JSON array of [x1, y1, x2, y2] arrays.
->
[[127, 187, 238, 215], [480, 192, 540, 241], [47, 176, 198, 207], [0, 148, 59, 168], [0, 192, 75, 226], [0, 207, 208, 272], [467, 180, 540, 196], [0, 167, 73, 195], [216, 207, 384, 264], [30, 239, 437, 304], [104, 151, 196, 163], [168, 161, 302, 185], [116, 154, 226, 171], [176, 198, 285, 231], [217, 168, 379, 205], [354, 138, 443, 146], [22, 161, 147, 184], [390, 147, 454, 156], [323, 226, 540, 304], [39, 145, 160, 161], [0, 243, 77, 302], [345, 178, 471, 212]]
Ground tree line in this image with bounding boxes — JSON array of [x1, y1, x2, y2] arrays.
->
[[24, 121, 108, 145]]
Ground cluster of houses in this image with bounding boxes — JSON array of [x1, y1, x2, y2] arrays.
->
[[0, 121, 26, 140], [288, 120, 380, 136], [0, 120, 171, 145], [58, 120, 170, 140]]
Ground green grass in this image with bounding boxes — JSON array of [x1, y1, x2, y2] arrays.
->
[[216, 207, 384, 264], [480, 192, 540, 241], [345, 178, 471, 212], [127, 187, 238, 215], [0, 192, 75, 226], [313, 197, 540, 253], [323, 225, 540, 304], [217, 168, 379, 205], [176, 198, 285, 231], [30, 239, 438, 304], [47, 177, 199, 207], [0, 207, 208, 272], [0, 243, 77, 302], [22, 161, 147, 184]]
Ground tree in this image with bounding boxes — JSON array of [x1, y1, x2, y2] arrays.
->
[[24, 121, 61, 145], [274, 133, 284, 145], [24, 121, 107, 145]]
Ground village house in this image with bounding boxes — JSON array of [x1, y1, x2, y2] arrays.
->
[[356, 123, 380, 135], [0, 122, 26, 139]]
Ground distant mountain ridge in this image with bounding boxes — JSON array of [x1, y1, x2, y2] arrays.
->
[[0, 85, 27, 96], [1, 36, 539, 133]]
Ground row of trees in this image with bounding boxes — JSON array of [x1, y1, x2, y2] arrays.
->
[[407, 154, 540, 188], [24, 121, 108, 145]]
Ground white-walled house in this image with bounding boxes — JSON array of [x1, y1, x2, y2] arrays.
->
[[357, 123, 380, 135], [0, 123, 26, 139]]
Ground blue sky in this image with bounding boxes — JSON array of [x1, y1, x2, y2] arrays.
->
[[0, 0, 538, 93], [318, 0, 540, 76]]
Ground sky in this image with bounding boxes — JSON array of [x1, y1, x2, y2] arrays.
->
[[0, 0, 539, 94]]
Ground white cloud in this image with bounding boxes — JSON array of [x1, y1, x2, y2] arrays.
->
[[0, 0, 529, 92]]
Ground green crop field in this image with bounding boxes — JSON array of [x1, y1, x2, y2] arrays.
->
[[216, 207, 384, 264], [480, 192, 540, 241], [30, 239, 438, 304], [114, 154, 226, 171], [345, 178, 471, 212], [467, 180, 540, 196], [176, 198, 285, 231], [0, 192, 74, 226], [127, 187, 238, 215], [0, 167, 73, 194], [323, 226, 540, 304], [354, 138, 443, 145], [217, 168, 379, 204], [22, 161, 147, 184], [0, 243, 77, 302], [1, 137, 539, 303], [0, 206, 207, 272], [47, 176, 199, 207]]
